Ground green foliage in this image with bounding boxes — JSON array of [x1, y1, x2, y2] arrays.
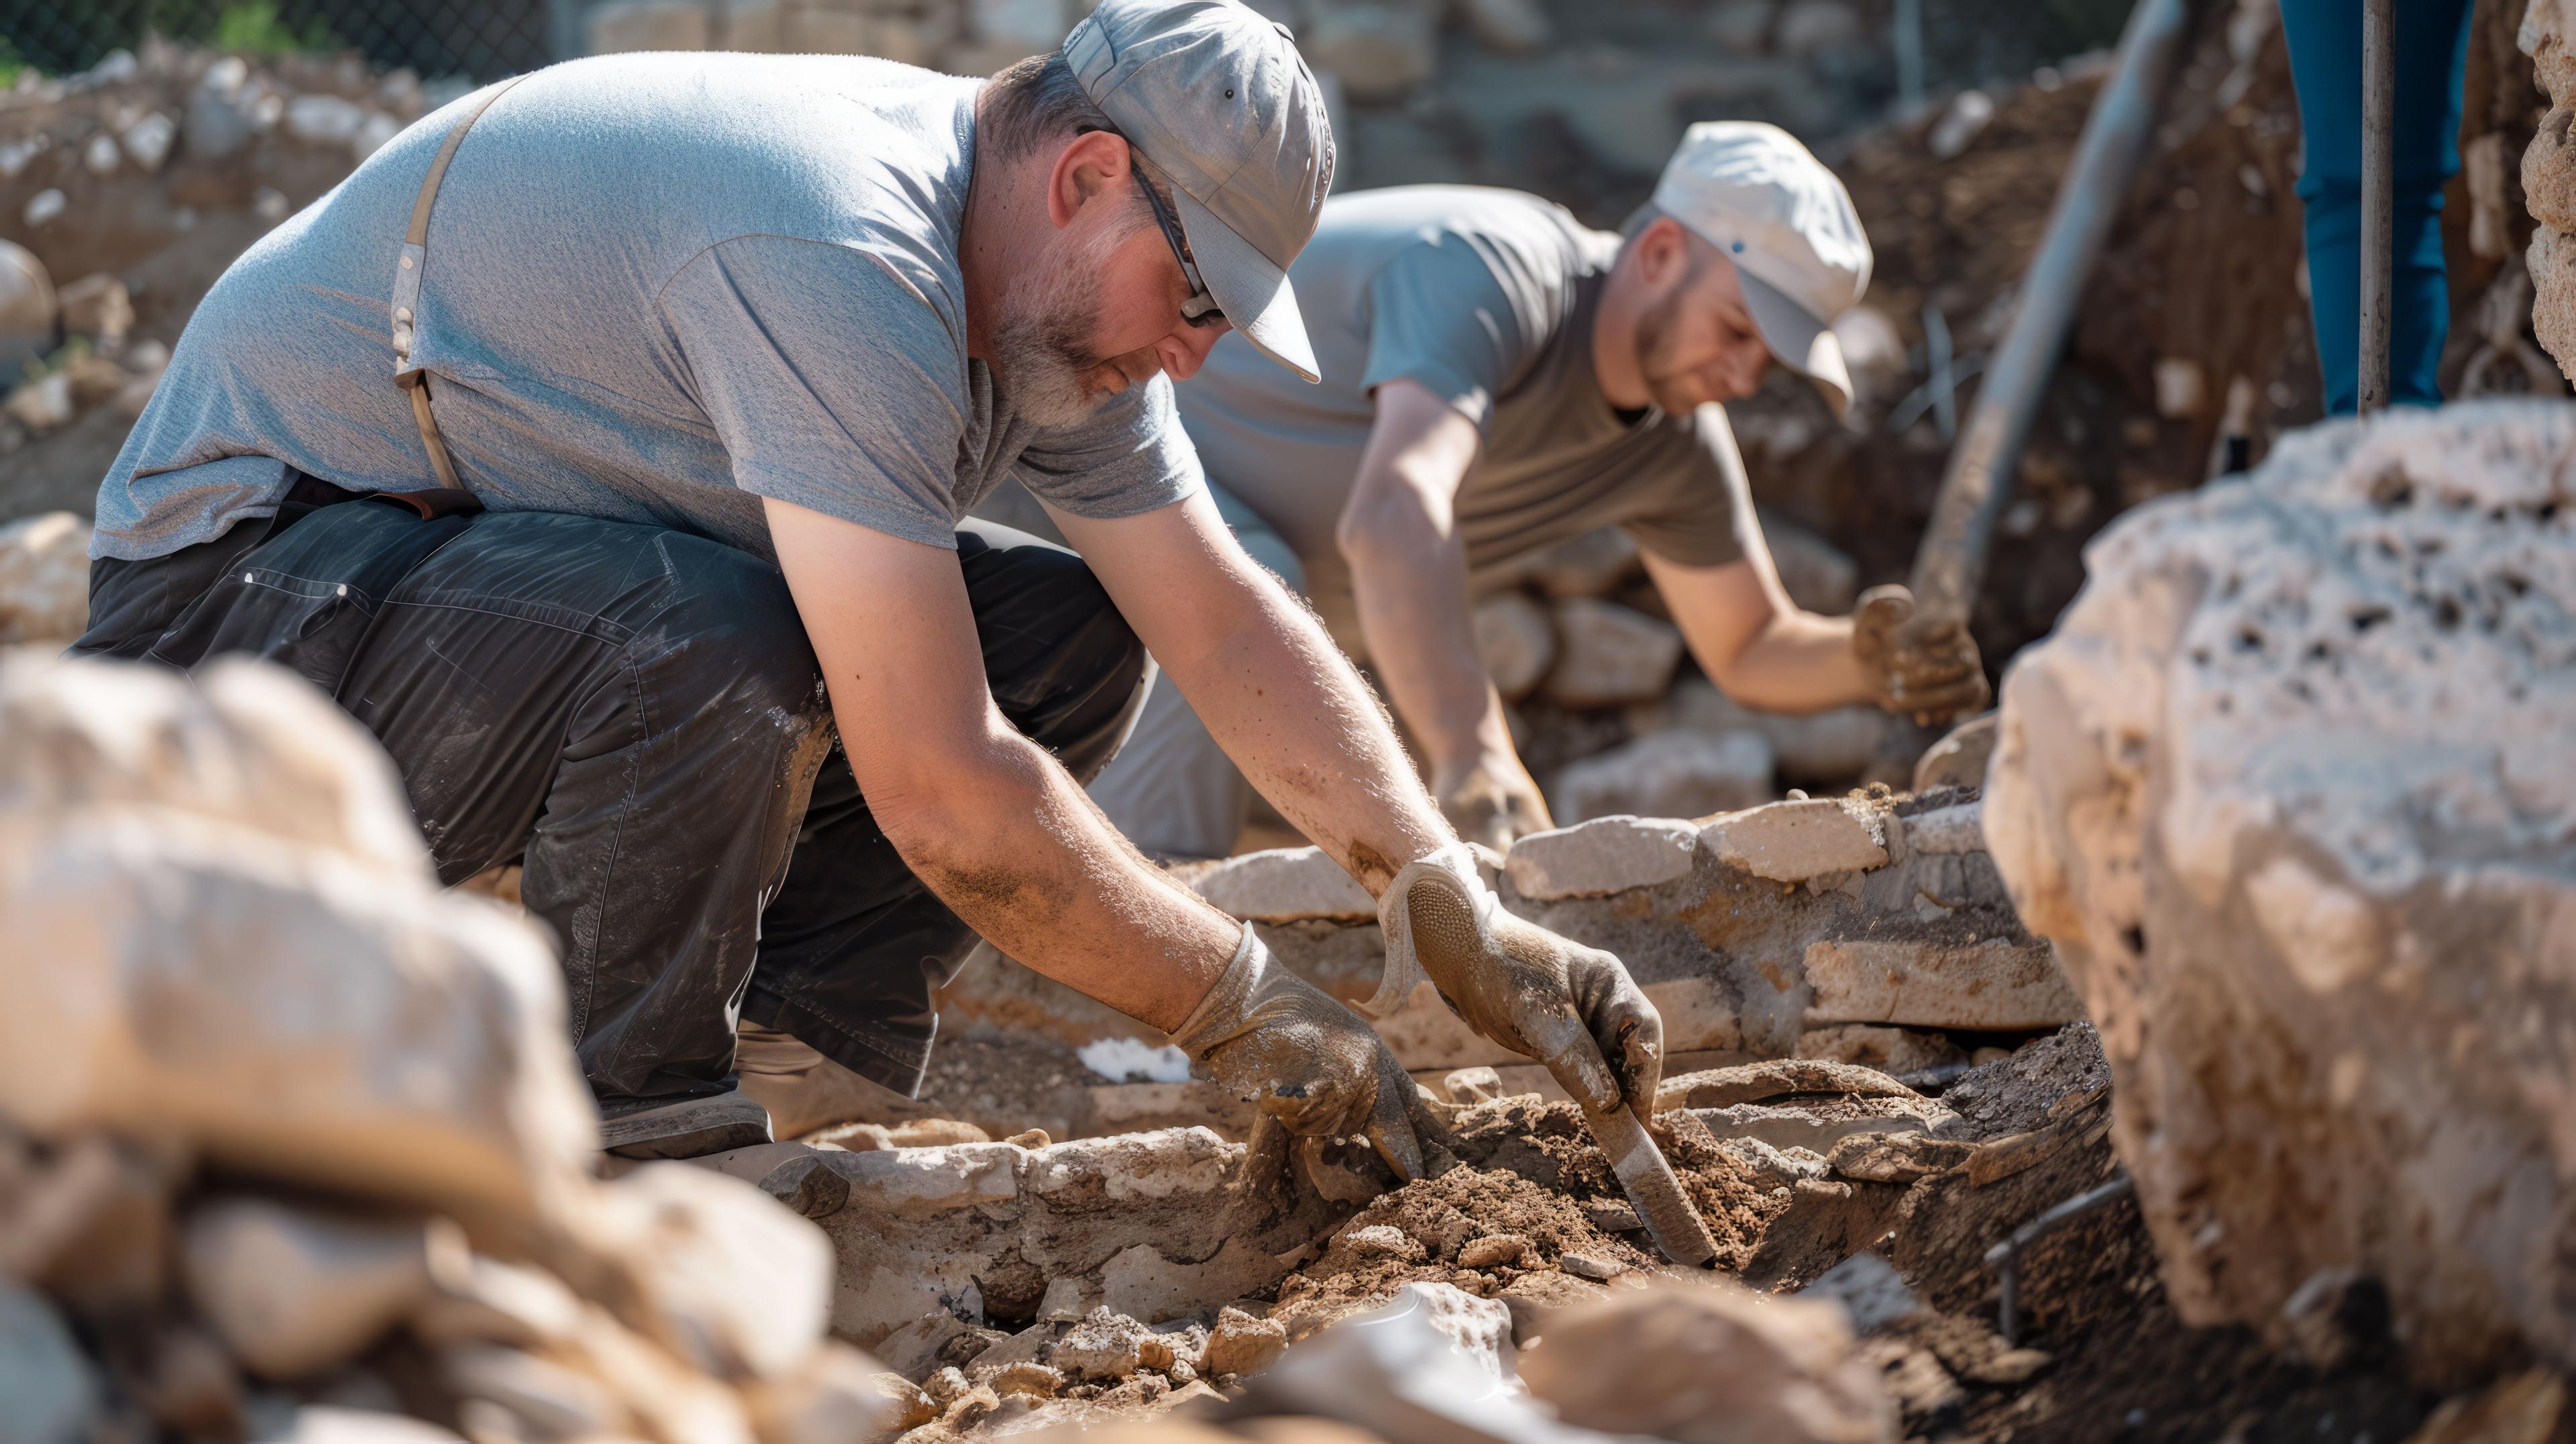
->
[[209, 1, 335, 57], [0, 36, 32, 87]]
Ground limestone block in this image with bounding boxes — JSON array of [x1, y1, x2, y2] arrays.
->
[[122, 111, 176, 172], [284, 94, 364, 145], [1901, 801, 1982, 856], [1648, 676, 1890, 782], [1024, 1127, 1232, 1202], [2530, 226, 2576, 384], [1801, 939, 2078, 1031], [57, 272, 133, 344], [1542, 599, 1684, 707], [1700, 798, 1889, 882], [5, 371, 70, 431], [1201, 1305, 1287, 1378], [0, 512, 93, 644], [574, 1162, 833, 1382], [0, 654, 433, 875], [1505, 814, 1697, 900], [1051, 1306, 1156, 1379], [182, 1199, 435, 1380], [0, 805, 594, 1248], [1688, 1092, 1954, 1153], [1979, 403, 2576, 1383], [1520, 1278, 1894, 1443], [588, 0, 715, 53], [1303, 3, 1437, 103], [411, 1248, 587, 1351], [1464, 0, 1551, 52], [1472, 590, 1555, 701], [1191, 845, 1374, 921], [1796, 1023, 1966, 1076], [1552, 729, 1772, 825]]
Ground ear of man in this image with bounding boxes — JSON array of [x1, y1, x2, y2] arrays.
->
[[1045, 130, 1139, 230]]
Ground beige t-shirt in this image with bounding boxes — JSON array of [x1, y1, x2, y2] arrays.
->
[[1174, 185, 1756, 637]]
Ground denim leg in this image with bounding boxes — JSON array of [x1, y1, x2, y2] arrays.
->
[[743, 518, 1148, 1095], [2280, 0, 2476, 413]]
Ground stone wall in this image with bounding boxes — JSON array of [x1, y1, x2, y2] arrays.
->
[[1982, 400, 2576, 1387]]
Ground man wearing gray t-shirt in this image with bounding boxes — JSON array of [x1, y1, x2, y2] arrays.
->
[[1083, 123, 1991, 858], [70, 0, 1674, 1169]]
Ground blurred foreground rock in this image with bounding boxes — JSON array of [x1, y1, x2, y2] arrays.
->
[[0, 649, 892, 1443], [1984, 403, 2576, 1385]]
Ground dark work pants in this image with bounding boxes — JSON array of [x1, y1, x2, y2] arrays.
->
[[77, 486, 1148, 1105]]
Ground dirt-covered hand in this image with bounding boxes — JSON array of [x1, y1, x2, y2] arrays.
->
[[1377, 847, 1664, 1119], [1169, 922, 1440, 1182], [1432, 750, 1553, 852], [1852, 583, 1991, 726]]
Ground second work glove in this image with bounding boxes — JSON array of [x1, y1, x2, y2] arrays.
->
[[1371, 845, 1664, 1120], [1852, 583, 1991, 726], [1169, 921, 1441, 1182]]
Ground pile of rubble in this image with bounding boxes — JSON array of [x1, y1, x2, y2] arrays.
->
[[0, 646, 916, 1441], [0, 38, 457, 518], [1984, 399, 2576, 1389]]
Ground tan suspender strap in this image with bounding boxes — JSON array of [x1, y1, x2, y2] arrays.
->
[[407, 73, 526, 248], [390, 73, 529, 491]]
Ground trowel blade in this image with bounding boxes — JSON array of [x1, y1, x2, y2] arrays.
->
[[1584, 1102, 1718, 1268]]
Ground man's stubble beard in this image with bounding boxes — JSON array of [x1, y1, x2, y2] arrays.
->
[[990, 221, 1130, 431]]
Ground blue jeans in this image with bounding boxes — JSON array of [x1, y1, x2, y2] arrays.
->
[[2278, 0, 2475, 413]]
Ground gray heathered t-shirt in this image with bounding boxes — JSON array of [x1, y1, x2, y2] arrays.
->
[[93, 52, 1199, 563], [1175, 185, 1754, 626]]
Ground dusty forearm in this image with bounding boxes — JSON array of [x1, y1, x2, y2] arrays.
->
[[1344, 524, 1509, 772], [873, 724, 1236, 1032], [1703, 610, 1876, 713], [1163, 568, 1454, 894]]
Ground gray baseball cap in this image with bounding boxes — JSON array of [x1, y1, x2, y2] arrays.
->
[[1063, 0, 1334, 382]]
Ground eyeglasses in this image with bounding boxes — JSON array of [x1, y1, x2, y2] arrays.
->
[[1136, 174, 1226, 329]]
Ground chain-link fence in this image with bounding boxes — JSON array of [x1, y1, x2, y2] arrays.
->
[[0, 0, 563, 81]]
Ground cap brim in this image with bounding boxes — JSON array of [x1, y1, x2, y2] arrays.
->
[[1173, 185, 1319, 384], [1737, 268, 1853, 419]]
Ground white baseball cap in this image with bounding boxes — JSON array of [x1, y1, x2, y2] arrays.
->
[[1065, 0, 1335, 382], [1650, 121, 1872, 417]]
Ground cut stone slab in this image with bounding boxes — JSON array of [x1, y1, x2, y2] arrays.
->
[[1803, 939, 2082, 1031], [1504, 815, 1697, 900], [1201, 1306, 1286, 1378], [1700, 798, 1890, 882], [1190, 846, 1373, 923], [1553, 729, 1773, 825], [1656, 1058, 1921, 1111], [1690, 1094, 1955, 1153], [1543, 599, 1685, 707]]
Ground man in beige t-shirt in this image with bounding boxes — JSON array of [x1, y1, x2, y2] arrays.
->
[[1084, 121, 1989, 858]]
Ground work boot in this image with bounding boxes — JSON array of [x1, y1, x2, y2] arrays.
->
[[597, 1089, 773, 1161], [735, 1023, 935, 1141]]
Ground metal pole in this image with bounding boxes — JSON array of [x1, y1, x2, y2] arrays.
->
[[2359, 0, 2395, 413], [1905, 0, 2191, 625]]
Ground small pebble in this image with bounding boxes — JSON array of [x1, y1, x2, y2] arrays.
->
[[1558, 1252, 1625, 1281]]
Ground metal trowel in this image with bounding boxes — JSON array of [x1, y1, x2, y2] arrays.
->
[[1582, 1101, 1718, 1268]]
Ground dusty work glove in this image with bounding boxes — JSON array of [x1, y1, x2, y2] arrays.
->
[[1170, 921, 1442, 1182], [1432, 750, 1554, 852], [1852, 584, 1992, 726], [1370, 845, 1664, 1120]]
